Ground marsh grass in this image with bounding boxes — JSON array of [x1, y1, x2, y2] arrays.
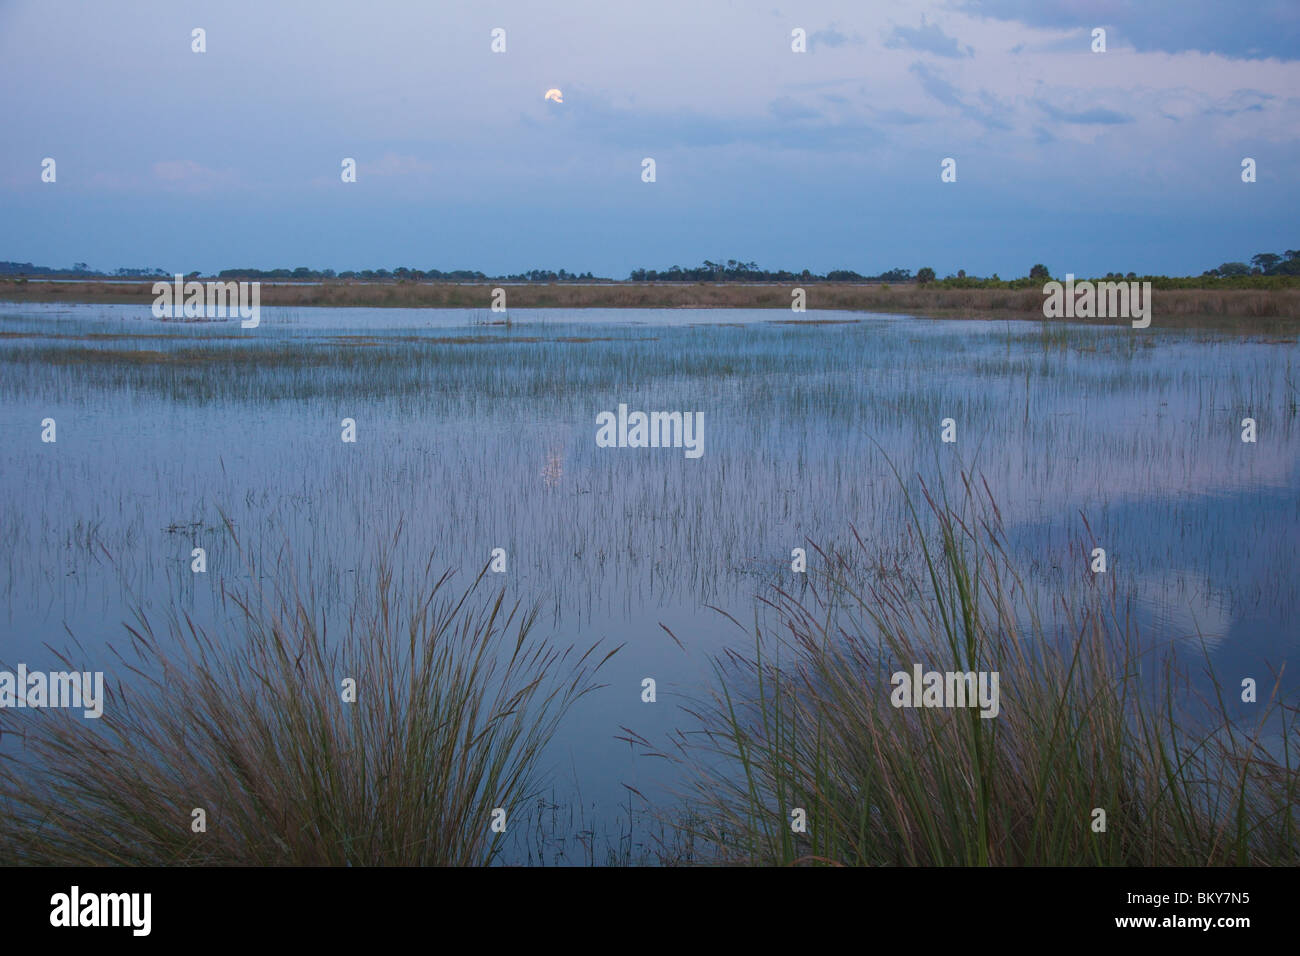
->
[[0, 519, 615, 865], [4, 280, 1298, 332], [670, 472, 1299, 866], [1, 305, 1296, 862]]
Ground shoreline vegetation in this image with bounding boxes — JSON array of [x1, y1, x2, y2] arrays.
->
[[1, 481, 1294, 866], [3, 276, 1299, 333], [664, 476, 1299, 866], [0, 523, 618, 866]]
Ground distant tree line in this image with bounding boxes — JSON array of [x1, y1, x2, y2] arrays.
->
[[628, 260, 916, 282], [1203, 249, 1300, 277], [0, 262, 168, 277], [4, 252, 1298, 284], [209, 266, 607, 281]]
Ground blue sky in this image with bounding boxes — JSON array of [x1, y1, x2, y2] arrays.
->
[[2, 0, 1298, 278]]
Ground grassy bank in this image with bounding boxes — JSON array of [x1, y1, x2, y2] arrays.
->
[[671, 474, 1299, 866], [3, 277, 1298, 332], [0, 523, 614, 865]]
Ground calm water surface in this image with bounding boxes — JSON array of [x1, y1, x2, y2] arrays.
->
[[1, 302, 1296, 857]]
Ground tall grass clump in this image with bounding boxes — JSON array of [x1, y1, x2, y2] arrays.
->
[[678, 473, 1298, 865], [0, 521, 614, 865]]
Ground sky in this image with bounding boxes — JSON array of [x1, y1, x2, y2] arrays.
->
[[1, 0, 1298, 278]]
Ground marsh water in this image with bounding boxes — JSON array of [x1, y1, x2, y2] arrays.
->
[[1, 303, 1297, 860]]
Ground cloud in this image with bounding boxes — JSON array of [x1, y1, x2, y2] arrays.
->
[[909, 61, 964, 108], [367, 153, 436, 178], [1202, 89, 1274, 116], [1034, 99, 1134, 124], [809, 26, 861, 50], [908, 62, 1012, 129], [768, 96, 822, 121], [955, 0, 1300, 60], [150, 160, 237, 192], [870, 107, 929, 125], [553, 92, 882, 153], [886, 17, 974, 58]]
